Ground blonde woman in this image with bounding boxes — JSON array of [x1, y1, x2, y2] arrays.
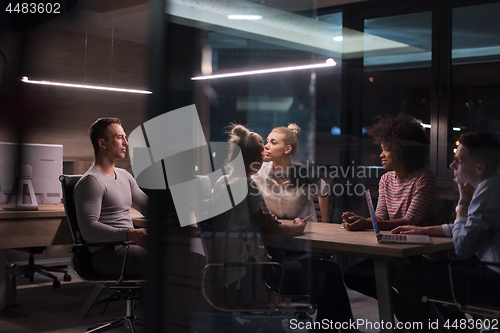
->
[[252, 124, 330, 223]]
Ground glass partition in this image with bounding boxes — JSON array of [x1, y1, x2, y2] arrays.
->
[[171, 1, 343, 166], [361, 11, 432, 168], [449, 2, 500, 166]]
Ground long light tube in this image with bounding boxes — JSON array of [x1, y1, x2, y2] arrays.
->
[[422, 123, 462, 131], [21, 76, 152, 94], [191, 58, 336, 81]]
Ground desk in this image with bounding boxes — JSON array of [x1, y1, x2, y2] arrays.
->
[[0, 204, 145, 249], [0, 204, 146, 311], [277, 221, 454, 333], [0, 204, 72, 310], [0, 204, 72, 250]]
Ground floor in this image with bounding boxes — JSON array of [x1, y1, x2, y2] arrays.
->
[[1, 265, 146, 333], [0, 264, 381, 333]]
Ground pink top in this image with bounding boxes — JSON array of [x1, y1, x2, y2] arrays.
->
[[375, 168, 436, 226]]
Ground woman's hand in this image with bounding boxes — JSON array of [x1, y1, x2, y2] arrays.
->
[[342, 217, 371, 231], [292, 217, 307, 234], [271, 213, 282, 225], [341, 211, 357, 223], [341, 212, 372, 230]]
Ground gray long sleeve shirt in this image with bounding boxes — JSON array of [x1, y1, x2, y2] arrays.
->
[[74, 166, 148, 248]]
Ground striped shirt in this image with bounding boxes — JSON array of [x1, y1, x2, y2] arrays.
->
[[375, 168, 436, 226]]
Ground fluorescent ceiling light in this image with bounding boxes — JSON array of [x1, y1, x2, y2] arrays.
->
[[421, 123, 462, 131], [21, 76, 152, 94], [227, 15, 262, 20], [333, 36, 343, 42], [192, 58, 336, 80]]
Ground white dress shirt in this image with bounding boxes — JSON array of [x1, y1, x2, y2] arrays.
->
[[251, 161, 328, 222]]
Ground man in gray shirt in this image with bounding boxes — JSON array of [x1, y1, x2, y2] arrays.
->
[[74, 117, 148, 276]]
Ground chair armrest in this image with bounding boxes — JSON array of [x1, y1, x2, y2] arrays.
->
[[201, 261, 313, 314], [69, 241, 131, 285], [447, 258, 500, 308], [201, 261, 285, 314], [69, 241, 129, 251], [424, 258, 500, 315]]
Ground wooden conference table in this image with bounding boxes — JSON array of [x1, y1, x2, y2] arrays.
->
[[1, 204, 454, 331], [274, 221, 455, 333], [0, 204, 145, 311]]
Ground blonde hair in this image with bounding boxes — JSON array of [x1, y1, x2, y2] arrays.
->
[[227, 124, 264, 176], [271, 123, 301, 158]]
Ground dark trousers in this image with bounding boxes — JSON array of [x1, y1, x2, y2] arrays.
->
[[92, 243, 146, 277], [265, 258, 354, 332], [395, 260, 500, 333]]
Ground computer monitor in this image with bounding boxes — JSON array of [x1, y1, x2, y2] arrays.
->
[[0, 142, 63, 205]]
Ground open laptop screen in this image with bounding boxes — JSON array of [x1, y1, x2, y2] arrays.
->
[[365, 190, 380, 235]]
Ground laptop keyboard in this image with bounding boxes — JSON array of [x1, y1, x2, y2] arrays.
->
[[381, 234, 408, 242]]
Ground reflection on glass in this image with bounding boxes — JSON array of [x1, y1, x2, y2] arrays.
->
[[450, 3, 500, 166], [184, 4, 343, 166], [364, 12, 432, 68], [452, 2, 500, 65], [361, 12, 432, 168]]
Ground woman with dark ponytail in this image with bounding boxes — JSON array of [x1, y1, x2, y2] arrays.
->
[[210, 124, 353, 331]]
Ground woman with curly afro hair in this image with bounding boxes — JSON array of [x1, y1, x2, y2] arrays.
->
[[341, 114, 437, 301], [342, 114, 436, 231]]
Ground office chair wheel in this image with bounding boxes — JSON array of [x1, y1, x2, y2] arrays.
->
[[63, 274, 72, 282], [53, 280, 61, 288]]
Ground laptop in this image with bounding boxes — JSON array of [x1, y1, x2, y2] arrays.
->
[[365, 190, 432, 244]]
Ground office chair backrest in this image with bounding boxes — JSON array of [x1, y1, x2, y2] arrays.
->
[[59, 175, 82, 244], [59, 175, 98, 280]]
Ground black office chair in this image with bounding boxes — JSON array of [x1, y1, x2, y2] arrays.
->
[[59, 175, 145, 332], [194, 176, 314, 322], [423, 258, 500, 320], [15, 246, 71, 288], [312, 193, 337, 224], [199, 225, 315, 314]]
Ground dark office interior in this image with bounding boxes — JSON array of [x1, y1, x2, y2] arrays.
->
[[1, 0, 500, 332]]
